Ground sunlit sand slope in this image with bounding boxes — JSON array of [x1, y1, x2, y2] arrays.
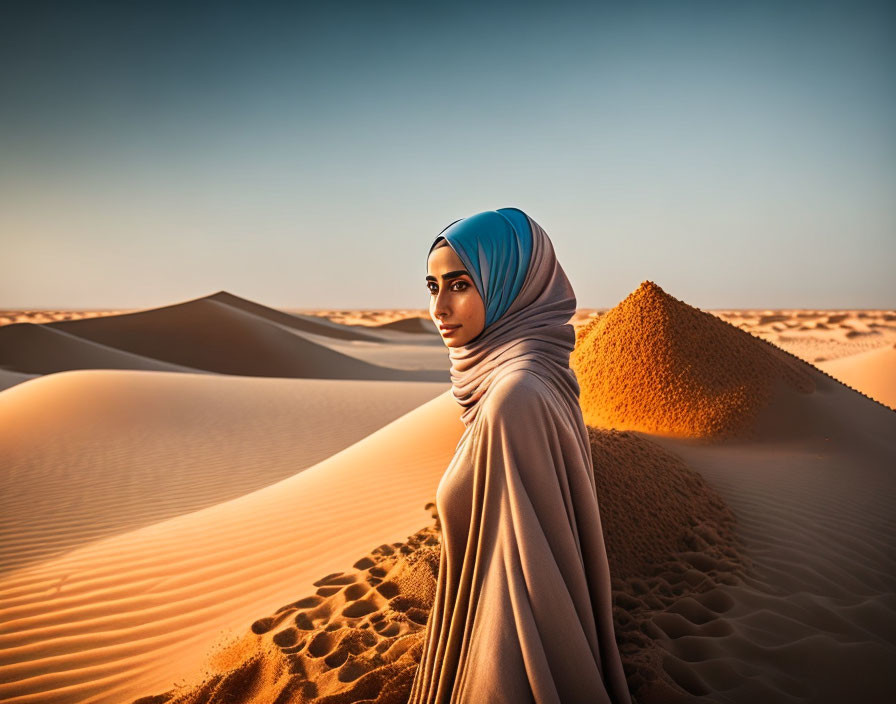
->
[[0, 392, 464, 704], [0, 370, 449, 574]]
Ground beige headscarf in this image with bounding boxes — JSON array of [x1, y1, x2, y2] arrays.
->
[[411, 209, 632, 703], [442, 210, 580, 427]]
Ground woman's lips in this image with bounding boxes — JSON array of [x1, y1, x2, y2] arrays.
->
[[440, 324, 461, 334]]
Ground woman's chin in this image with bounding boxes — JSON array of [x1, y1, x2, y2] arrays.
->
[[444, 336, 466, 348]]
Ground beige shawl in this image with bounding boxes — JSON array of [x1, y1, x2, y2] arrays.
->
[[409, 212, 632, 703]]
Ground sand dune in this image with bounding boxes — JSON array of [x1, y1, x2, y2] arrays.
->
[[818, 342, 896, 410], [0, 369, 39, 393], [571, 282, 817, 439], [570, 288, 896, 700], [205, 291, 386, 343], [0, 370, 449, 574], [293, 333, 450, 375], [646, 379, 896, 703], [0, 323, 207, 375], [0, 292, 448, 384], [299, 310, 432, 328], [371, 316, 438, 334], [0, 391, 464, 704]]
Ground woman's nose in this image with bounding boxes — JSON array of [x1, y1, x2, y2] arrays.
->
[[433, 291, 451, 319]]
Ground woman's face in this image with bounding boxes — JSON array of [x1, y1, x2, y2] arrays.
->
[[426, 242, 486, 347]]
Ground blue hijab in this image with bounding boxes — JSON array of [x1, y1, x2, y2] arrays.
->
[[428, 207, 534, 328]]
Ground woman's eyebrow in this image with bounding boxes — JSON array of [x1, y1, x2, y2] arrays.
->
[[425, 270, 470, 282]]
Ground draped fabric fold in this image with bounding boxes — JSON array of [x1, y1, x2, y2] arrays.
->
[[410, 208, 631, 704]]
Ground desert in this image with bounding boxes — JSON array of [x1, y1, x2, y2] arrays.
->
[[1, 286, 894, 703]]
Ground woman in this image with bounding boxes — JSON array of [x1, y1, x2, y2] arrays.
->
[[409, 208, 632, 704]]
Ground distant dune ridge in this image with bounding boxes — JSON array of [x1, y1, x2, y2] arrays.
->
[[0, 291, 447, 382], [0, 287, 894, 703]]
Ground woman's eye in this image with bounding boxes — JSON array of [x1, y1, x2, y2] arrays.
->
[[427, 280, 467, 294]]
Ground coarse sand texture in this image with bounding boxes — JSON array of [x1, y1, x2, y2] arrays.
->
[[571, 281, 817, 439]]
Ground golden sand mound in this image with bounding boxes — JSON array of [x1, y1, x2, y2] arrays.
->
[[571, 281, 816, 439], [136, 430, 746, 704]]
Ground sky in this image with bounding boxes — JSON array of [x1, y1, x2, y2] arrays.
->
[[1, 0, 894, 310]]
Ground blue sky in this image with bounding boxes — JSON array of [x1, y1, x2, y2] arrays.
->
[[2, 0, 894, 310]]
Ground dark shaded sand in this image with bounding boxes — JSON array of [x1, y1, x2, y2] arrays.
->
[[134, 429, 747, 704], [0, 322, 207, 375], [0, 291, 445, 381], [371, 317, 439, 335]]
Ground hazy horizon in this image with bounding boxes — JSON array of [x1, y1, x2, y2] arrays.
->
[[3, 287, 893, 315], [2, 0, 894, 310]]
